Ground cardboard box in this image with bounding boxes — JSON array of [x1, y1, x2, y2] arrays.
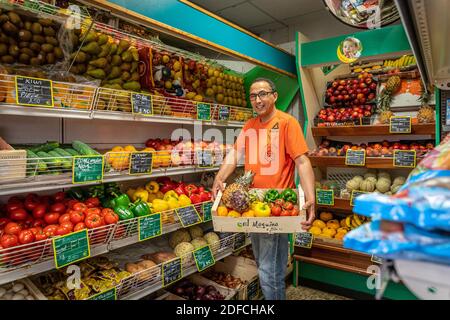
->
[[221, 255, 262, 300], [212, 186, 307, 233]]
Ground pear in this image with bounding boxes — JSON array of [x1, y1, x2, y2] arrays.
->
[[81, 42, 100, 55], [86, 68, 106, 79], [89, 57, 108, 68], [116, 39, 130, 55]]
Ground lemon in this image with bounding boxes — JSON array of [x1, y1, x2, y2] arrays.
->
[[312, 220, 326, 229]]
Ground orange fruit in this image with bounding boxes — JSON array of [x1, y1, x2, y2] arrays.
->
[[227, 210, 241, 218], [242, 210, 255, 217], [217, 206, 228, 217]]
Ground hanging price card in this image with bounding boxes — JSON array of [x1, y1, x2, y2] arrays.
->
[[218, 105, 230, 121], [138, 213, 162, 241], [129, 152, 153, 175], [197, 102, 211, 121], [294, 232, 313, 249], [15, 76, 53, 107], [175, 205, 202, 227], [233, 233, 246, 251], [202, 202, 213, 222], [345, 149, 366, 166], [390, 116, 411, 133], [196, 150, 214, 168], [131, 93, 153, 116], [316, 189, 334, 206], [53, 229, 90, 268], [72, 155, 104, 184], [88, 287, 116, 300], [193, 245, 215, 272], [350, 190, 369, 206], [393, 150, 416, 168], [162, 257, 182, 287]]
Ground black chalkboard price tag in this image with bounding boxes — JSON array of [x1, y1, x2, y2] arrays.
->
[[196, 150, 214, 168], [295, 232, 313, 249], [233, 233, 246, 251], [218, 105, 230, 121], [350, 190, 369, 206], [316, 189, 334, 206], [15, 76, 54, 107], [162, 257, 182, 287], [393, 150, 416, 168], [131, 93, 153, 116], [345, 149, 366, 166], [390, 116, 411, 133], [175, 205, 202, 227], [129, 152, 153, 175]]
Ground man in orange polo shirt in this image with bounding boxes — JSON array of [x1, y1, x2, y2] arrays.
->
[[212, 78, 315, 300]]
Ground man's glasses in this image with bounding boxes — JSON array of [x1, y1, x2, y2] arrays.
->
[[249, 91, 274, 101]]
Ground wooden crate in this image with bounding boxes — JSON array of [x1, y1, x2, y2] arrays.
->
[[0, 137, 26, 183]]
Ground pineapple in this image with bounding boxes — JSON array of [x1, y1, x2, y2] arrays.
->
[[417, 84, 435, 123], [377, 76, 401, 124], [222, 171, 254, 213]]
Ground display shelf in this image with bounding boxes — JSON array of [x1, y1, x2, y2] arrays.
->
[[309, 156, 420, 169], [294, 255, 371, 276], [311, 123, 435, 137], [0, 201, 212, 285], [316, 197, 352, 212]]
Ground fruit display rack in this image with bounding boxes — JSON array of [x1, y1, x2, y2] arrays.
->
[[311, 123, 435, 137]]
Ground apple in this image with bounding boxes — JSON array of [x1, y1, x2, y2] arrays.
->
[[359, 83, 367, 89], [382, 140, 390, 147], [359, 97, 367, 104], [337, 95, 344, 101], [365, 78, 373, 84], [353, 99, 360, 105], [356, 93, 365, 100], [363, 110, 372, 117], [362, 88, 369, 95], [351, 111, 359, 119], [370, 83, 377, 90], [338, 85, 344, 91], [364, 105, 372, 111], [368, 93, 376, 100], [353, 80, 359, 85], [319, 109, 327, 115], [426, 143, 434, 149], [341, 90, 348, 95], [334, 90, 341, 96], [356, 88, 362, 94], [319, 114, 327, 120], [339, 80, 346, 86], [344, 95, 350, 101], [327, 115, 335, 122], [400, 145, 409, 151], [332, 81, 338, 88]]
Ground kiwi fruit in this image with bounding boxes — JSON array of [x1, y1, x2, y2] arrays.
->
[[24, 21, 32, 31], [1, 55, 14, 64], [0, 33, 8, 43], [53, 47, 63, 59], [8, 44, 19, 57], [38, 19, 53, 27], [18, 41, 29, 48], [30, 42, 40, 52], [46, 52, 55, 64], [20, 47, 34, 57], [18, 53, 30, 64], [30, 57, 40, 66], [0, 14, 9, 24], [41, 43, 53, 53], [7, 12, 21, 26], [32, 35, 45, 44], [7, 37, 17, 45], [43, 27, 55, 37], [36, 52, 46, 64], [18, 29, 32, 42], [3, 21, 18, 35], [31, 22, 42, 35], [45, 36, 58, 46], [0, 43, 7, 55]]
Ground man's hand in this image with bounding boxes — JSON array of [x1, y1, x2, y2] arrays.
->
[[212, 177, 225, 200], [300, 200, 315, 231]]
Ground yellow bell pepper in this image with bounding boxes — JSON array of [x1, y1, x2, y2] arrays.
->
[[251, 201, 263, 210], [156, 191, 164, 199], [167, 197, 180, 210], [152, 199, 169, 212], [178, 194, 192, 207], [145, 181, 159, 194], [132, 189, 149, 202], [163, 190, 179, 201], [126, 188, 136, 199], [254, 202, 271, 217], [147, 193, 158, 203]]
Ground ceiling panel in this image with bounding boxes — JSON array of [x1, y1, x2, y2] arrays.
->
[[251, 21, 286, 34], [188, 0, 247, 13], [250, 0, 324, 20], [218, 2, 274, 29]]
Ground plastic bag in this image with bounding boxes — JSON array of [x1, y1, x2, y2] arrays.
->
[[343, 220, 450, 265]]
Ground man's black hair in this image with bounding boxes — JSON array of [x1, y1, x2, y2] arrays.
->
[[251, 77, 277, 92]]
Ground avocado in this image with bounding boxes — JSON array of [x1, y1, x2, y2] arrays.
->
[[30, 42, 41, 52], [111, 55, 121, 66], [89, 57, 107, 68], [31, 22, 43, 35], [0, 43, 7, 55], [121, 71, 131, 81], [18, 53, 30, 64], [32, 35, 45, 44], [20, 47, 34, 57], [7, 12, 21, 26], [3, 21, 18, 35], [45, 36, 58, 46], [86, 68, 106, 79], [121, 62, 131, 71], [46, 52, 55, 64], [53, 47, 63, 59], [18, 29, 32, 42], [30, 57, 40, 66], [41, 43, 54, 53], [8, 44, 19, 57], [1, 55, 14, 64], [43, 26, 55, 37], [123, 81, 141, 91], [18, 41, 29, 48], [130, 72, 140, 81]]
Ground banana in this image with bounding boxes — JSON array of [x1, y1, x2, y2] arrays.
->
[[354, 214, 363, 226], [345, 216, 352, 229], [351, 219, 359, 229]]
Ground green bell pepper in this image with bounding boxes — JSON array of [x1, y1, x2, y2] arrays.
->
[[87, 185, 105, 198], [129, 200, 151, 217], [100, 196, 115, 209], [114, 205, 134, 220], [264, 189, 280, 203], [112, 193, 130, 207], [281, 188, 297, 203], [67, 187, 85, 201]]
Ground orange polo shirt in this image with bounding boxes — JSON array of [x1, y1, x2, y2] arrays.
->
[[235, 109, 308, 188]]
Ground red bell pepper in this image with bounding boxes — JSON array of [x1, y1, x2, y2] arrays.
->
[[189, 193, 202, 204], [184, 184, 198, 196], [198, 186, 205, 193], [199, 191, 211, 202], [156, 177, 171, 184], [174, 183, 186, 196]]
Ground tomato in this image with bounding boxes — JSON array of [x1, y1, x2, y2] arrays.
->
[[0, 218, 10, 229], [53, 191, 66, 203], [55, 225, 70, 236], [85, 197, 100, 208], [283, 201, 294, 211], [85, 207, 101, 216], [58, 213, 71, 224], [0, 234, 18, 248], [28, 227, 42, 236], [74, 222, 86, 232], [35, 229, 48, 241], [50, 203, 66, 214], [60, 221, 74, 232], [69, 211, 84, 224], [280, 209, 291, 216], [43, 224, 58, 237], [66, 199, 79, 209], [39, 196, 53, 207], [103, 211, 119, 225], [270, 204, 282, 217], [9, 208, 28, 221], [24, 216, 34, 228], [18, 229, 35, 244], [31, 219, 45, 228], [7, 196, 22, 204], [32, 204, 47, 219], [85, 214, 102, 229], [274, 199, 285, 207], [44, 212, 60, 225], [4, 222, 22, 236], [6, 202, 23, 214], [24, 194, 39, 211], [73, 203, 87, 212], [291, 206, 300, 216]]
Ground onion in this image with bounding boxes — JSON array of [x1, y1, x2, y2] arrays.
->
[[202, 294, 213, 300], [206, 285, 216, 293], [12, 283, 24, 293], [174, 287, 184, 295], [195, 286, 205, 296]]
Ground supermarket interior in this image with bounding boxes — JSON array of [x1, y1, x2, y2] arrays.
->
[[0, 0, 449, 302]]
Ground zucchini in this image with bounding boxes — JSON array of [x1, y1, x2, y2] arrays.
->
[[26, 149, 47, 175], [29, 141, 60, 153], [36, 151, 61, 173], [64, 148, 79, 156], [72, 140, 99, 156], [52, 148, 73, 170]]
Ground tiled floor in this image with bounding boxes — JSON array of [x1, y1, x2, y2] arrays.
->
[[286, 285, 352, 300]]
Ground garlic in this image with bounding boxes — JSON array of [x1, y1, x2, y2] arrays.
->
[[12, 283, 25, 293]]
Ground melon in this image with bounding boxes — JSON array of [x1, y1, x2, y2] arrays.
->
[[312, 220, 326, 229], [376, 178, 391, 193], [169, 230, 191, 249], [366, 176, 377, 184], [378, 172, 391, 180], [346, 179, 361, 192], [322, 227, 337, 237], [309, 226, 322, 236], [191, 237, 208, 249], [360, 179, 376, 192], [353, 176, 364, 183], [174, 242, 195, 257], [364, 172, 377, 180], [391, 184, 401, 194], [319, 212, 333, 222], [393, 176, 406, 186], [326, 219, 340, 230]]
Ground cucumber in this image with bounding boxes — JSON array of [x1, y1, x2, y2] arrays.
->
[[29, 141, 60, 153], [36, 151, 61, 173], [48, 151, 66, 170], [64, 148, 79, 156], [72, 140, 99, 156], [53, 148, 73, 170], [26, 149, 47, 175]]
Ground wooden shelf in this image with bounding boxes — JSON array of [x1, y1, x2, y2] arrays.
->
[[294, 256, 371, 276], [317, 198, 352, 211], [309, 156, 418, 169], [311, 123, 435, 137]]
